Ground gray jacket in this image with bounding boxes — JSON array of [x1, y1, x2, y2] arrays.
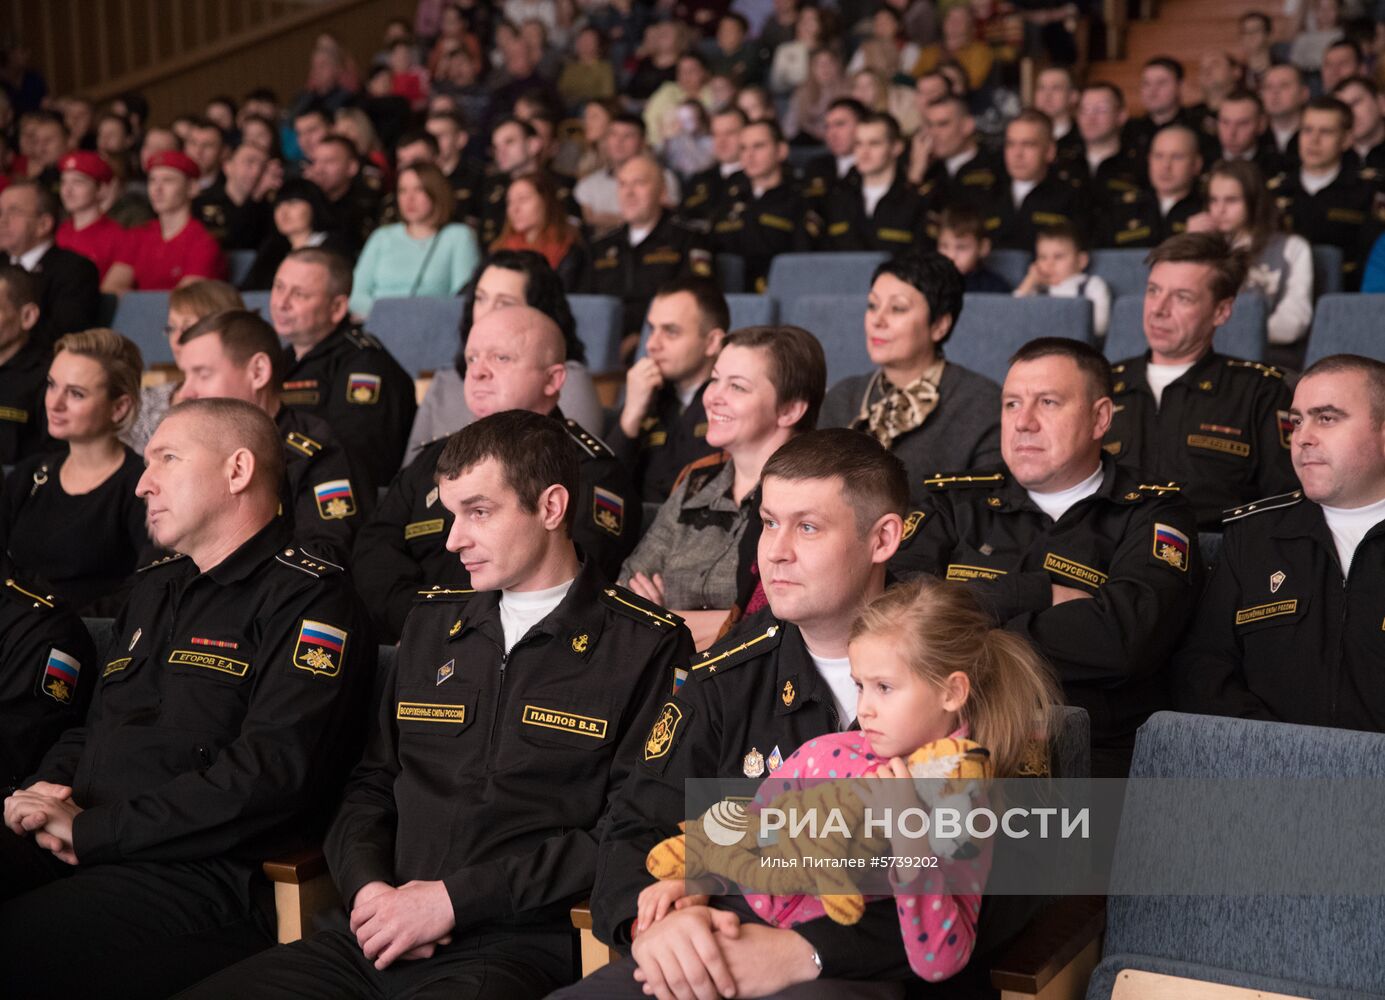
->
[[820, 362, 1002, 501]]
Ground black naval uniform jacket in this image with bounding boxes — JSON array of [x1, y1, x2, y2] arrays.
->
[[276, 406, 369, 562], [1094, 189, 1203, 249], [1271, 166, 1385, 289], [981, 174, 1086, 251], [1175, 490, 1385, 731], [608, 380, 717, 504], [709, 178, 816, 292], [819, 173, 928, 253], [0, 575, 97, 791], [591, 611, 916, 980], [0, 335, 53, 465], [26, 519, 373, 865], [582, 212, 714, 337], [351, 411, 641, 643], [326, 562, 691, 934], [891, 457, 1200, 775], [1104, 352, 1296, 530], [279, 322, 417, 495]]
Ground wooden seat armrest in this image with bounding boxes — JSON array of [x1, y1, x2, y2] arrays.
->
[[262, 846, 329, 885], [571, 900, 594, 930], [990, 895, 1106, 995]]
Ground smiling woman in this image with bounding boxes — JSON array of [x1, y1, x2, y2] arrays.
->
[[0, 329, 148, 613]]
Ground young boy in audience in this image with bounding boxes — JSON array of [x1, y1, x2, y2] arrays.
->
[[936, 206, 1012, 292], [1014, 222, 1111, 338]]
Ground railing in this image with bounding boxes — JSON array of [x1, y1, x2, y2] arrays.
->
[[2, 0, 405, 116]]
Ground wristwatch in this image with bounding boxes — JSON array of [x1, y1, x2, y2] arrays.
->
[[809, 948, 823, 975]]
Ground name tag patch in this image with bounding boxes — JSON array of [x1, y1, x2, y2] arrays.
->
[[398, 701, 466, 723], [168, 649, 250, 677], [1043, 553, 1108, 588], [405, 518, 445, 540], [522, 705, 608, 739], [1235, 599, 1298, 625], [1187, 434, 1251, 458], [946, 563, 1006, 582]]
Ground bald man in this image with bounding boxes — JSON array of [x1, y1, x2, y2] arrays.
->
[[353, 306, 641, 642], [583, 153, 712, 344], [0, 399, 373, 998], [1096, 124, 1205, 248]]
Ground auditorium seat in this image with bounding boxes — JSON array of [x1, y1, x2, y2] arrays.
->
[[726, 293, 777, 330], [364, 296, 464, 378], [1304, 294, 1385, 366], [715, 254, 747, 295], [1088, 249, 1150, 299], [1105, 292, 1268, 363], [766, 252, 888, 301], [226, 249, 256, 288], [947, 294, 1095, 385], [1311, 243, 1344, 297], [1086, 711, 1385, 999], [985, 249, 1033, 291], [568, 294, 624, 373], [241, 290, 271, 316], [779, 294, 869, 386], [110, 291, 173, 363]]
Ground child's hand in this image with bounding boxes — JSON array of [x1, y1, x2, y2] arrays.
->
[[637, 879, 693, 934], [856, 756, 924, 817], [1015, 262, 1044, 296]]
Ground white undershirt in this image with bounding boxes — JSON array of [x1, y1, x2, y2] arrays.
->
[[1027, 464, 1104, 522], [1157, 193, 1180, 217], [1011, 178, 1037, 209], [720, 161, 741, 178], [810, 652, 856, 727], [676, 381, 699, 410], [15, 240, 51, 271], [836, 153, 856, 178], [1053, 118, 1072, 141], [1085, 148, 1113, 177], [862, 180, 889, 217], [945, 149, 975, 177], [499, 579, 574, 653], [1272, 123, 1297, 152], [1300, 165, 1340, 196], [628, 224, 653, 246], [1321, 496, 1385, 576], [1146, 361, 1195, 408]]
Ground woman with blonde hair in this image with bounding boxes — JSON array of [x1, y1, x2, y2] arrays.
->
[[1, 329, 149, 611], [348, 161, 481, 318], [123, 280, 244, 453]]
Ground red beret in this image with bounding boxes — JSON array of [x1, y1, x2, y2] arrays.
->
[[143, 149, 200, 180], [59, 151, 114, 184]]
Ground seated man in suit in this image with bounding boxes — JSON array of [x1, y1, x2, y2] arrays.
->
[[0, 180, 99, 342], [182, 410, 692, 1000], [352, 305, 640, 642], [893, 338, 1199, 776], [0, 398, 373, 998], [1176, 354, 1385, 731]]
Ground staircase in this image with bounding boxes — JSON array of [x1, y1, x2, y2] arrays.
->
[[1089, 0, 1295, 109]]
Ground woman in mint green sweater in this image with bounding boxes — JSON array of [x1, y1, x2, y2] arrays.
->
[[348, 161, 481, 318]]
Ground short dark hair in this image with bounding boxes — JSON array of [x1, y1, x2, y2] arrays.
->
[[859, 111, 901, 144], [938, 204, 986, 241], [720, 11, 749, 33], [721, 325, 827, 431], [1036, 220, 1087, 253], [284, 247, 354, 298], [1082, 81, 1126, 109], [493, 116, 538, 141], [0, 264, 37, 310], [434, 410, 581, 534], [180, 309, 288, 384], [1220, 88, 1264, 113], [1008, 107, 1054, 142], [316, 134, 359, 160], [457, 250, 583, 373], [294, 106, 332, 127], [761, 429, 908, 536], [1009, 338, 1114, 401], [427, 108, 470, 134], [1333, 75, 1379, 99], [6, 179, 59, 224], [609, 112, 647, 138], [653, 275, 730, 336], [1240, 11, 1272, 32], [826, 97, 869, 121], [927, 93, 972, 118], [1144, 56, 1185, 82], [1304, 95, 1353, 131], [1145, 231, 1249, 303], [1301, 354, 1385, 424], [871, 252, 965, 346], [743, 117, 786, 145], [712, 106, 749, 128], [1326, 38, 1363, 62], [396, 128, 440, 158]]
